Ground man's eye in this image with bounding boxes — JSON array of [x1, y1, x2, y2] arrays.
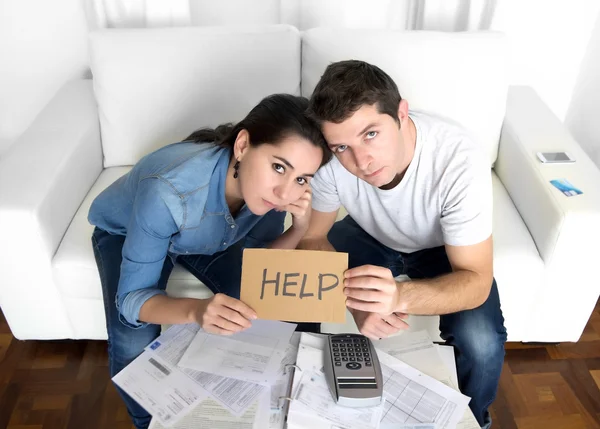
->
[[336, 145, 348, 153], [296, 177, 307, 185], [273, 163, 285, 173], [366, 131, 378, 139]]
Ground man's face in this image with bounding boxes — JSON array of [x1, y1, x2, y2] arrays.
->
[[321, 104, 405, 188]]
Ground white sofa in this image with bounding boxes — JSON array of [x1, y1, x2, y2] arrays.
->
[[1, 25, 599, 343]]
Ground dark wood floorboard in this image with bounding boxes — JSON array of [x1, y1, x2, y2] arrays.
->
[[0, 300, 599, 428]]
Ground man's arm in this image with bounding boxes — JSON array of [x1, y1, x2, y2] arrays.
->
[[395, 236, 493, 314], [296, 208, 338, 252], [344, 236, 494, 316]]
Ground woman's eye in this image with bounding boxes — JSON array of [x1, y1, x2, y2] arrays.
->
[[273, 163, 285, 174], [366, 131, 378, 139], [336, 145, 348, 153], [296, 177, 307, 185]]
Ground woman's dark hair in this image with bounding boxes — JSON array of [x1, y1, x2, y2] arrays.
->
[[308, 60, 402, 125], [184, 94, 331, 167]]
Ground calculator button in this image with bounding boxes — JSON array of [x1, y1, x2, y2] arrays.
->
[[341, 352, 347, 356], [334, 357, 341, 362], [355, 352, 361, 357], [342, 357, 348, 361], [346, 362, 362, 370], [357, 357, 363, 361], [348, 353, 354, 357], [366, 362, 372, 366], [335, 362, 342, 366], [365, 357, 371, 361], [362, 348, 368, 352], [334, 353, 340, 357]]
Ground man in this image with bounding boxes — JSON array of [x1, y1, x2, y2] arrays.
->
[[299, 60, 506, 428]]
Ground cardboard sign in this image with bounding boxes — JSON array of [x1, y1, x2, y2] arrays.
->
[[240, 248, 348, 323]]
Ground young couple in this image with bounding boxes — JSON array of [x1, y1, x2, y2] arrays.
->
[[90, 60, 506, 429]]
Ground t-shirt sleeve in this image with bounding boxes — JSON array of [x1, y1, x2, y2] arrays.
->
[[440, 144, 492, 247], [311, 161, 341, 213]]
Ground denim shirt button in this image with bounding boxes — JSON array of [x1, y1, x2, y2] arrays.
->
[[223, 242, 227, 246], [230, 224, 235, 229]]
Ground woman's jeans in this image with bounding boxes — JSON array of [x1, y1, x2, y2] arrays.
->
[[92, 227, 318, 429], [327, 217, 507, 429]]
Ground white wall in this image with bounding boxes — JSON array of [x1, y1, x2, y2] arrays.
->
[[490, 0, 600, 122], [2, 0, 600, 167], [0, 0, 90, 156], [565, 13, 600, 167]]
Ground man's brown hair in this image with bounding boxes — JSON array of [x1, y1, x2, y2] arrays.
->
[[308, 60, 402, 125]]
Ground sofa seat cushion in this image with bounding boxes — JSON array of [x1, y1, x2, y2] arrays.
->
[[53, 167, 212, 302], [53, 168, 542, 341]]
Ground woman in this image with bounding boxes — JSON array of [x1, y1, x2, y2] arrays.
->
[[88, 94, 331, 429]]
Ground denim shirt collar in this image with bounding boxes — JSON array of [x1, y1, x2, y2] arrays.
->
[[205, 147, 254, 221]]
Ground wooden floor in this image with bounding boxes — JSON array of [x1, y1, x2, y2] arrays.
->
[[1, 301, 599, 429]]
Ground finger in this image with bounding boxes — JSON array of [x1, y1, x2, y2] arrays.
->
[[218, 294, 257, 320], [205, 324, 237, 336], [372, 323, 395, 338], [344, 276, 386, 290], [215, 306, 253, 329], [381, 314, 409, 330], [284, 204, 307, 218], [345, 265, 391, 280], [344, 287, 385, 303], [393, 312, 409, 320], [212, 315, 248, 334], [346, 297, 383, 313], [284, 198, 310, 212]]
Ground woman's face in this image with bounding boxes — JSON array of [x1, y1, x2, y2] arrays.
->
[[235, 133, 323, 215]]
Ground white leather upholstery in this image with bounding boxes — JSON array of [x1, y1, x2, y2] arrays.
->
[[0, 80, 102, 339], [1, 27, 598, 343], [301, 28, 508, 166], [496, 86, 600, 342], [90, 25, 302, 167]]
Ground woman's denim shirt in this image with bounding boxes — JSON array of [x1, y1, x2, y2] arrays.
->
[[88, 142, 285, 327]]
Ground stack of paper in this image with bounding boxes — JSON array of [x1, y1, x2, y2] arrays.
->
[[113, 320, 299, 428], [114, 324, 478, 429], [285, 332, 476, 429]]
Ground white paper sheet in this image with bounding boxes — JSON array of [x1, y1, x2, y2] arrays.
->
[[375, 331, 479, 429], [178, 320, 297, 385], [377, 350, 470, 429], [148, 328, 301, 429], [113, 350, 209, 427], [146, 324, 267, 416], [289, 368, 384, 429], [149, 391, 270, 429]]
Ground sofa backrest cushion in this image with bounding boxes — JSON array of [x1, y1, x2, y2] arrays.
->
[[89, 25, 301, 167], [302, 29, 508, 166]]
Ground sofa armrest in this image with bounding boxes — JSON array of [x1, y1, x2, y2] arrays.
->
[[0, 79, 102, 339], [495, 85, 600, 342]]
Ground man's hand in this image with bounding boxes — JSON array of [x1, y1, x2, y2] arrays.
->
[[351, 309, 409, 340], [344, 265, 400, 314]]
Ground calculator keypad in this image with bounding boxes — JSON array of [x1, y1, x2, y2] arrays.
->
[[331, 336, 371, 369]]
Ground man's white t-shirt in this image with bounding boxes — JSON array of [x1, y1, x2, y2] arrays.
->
[[311, 110, 492, 254]]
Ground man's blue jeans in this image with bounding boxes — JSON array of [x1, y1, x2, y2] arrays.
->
[[328, 217, 507, 428], [92, 227, 318, 429]]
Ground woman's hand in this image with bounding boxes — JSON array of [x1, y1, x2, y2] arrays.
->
[[193, 293, 257, 335], [281, 188, 312, 233]]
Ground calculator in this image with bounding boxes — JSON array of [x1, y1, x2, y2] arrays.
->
[[323, 333, 384, 408]]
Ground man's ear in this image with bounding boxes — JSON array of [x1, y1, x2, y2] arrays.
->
[[233, 129, 251, 161], [397, 100, 410, 126]]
